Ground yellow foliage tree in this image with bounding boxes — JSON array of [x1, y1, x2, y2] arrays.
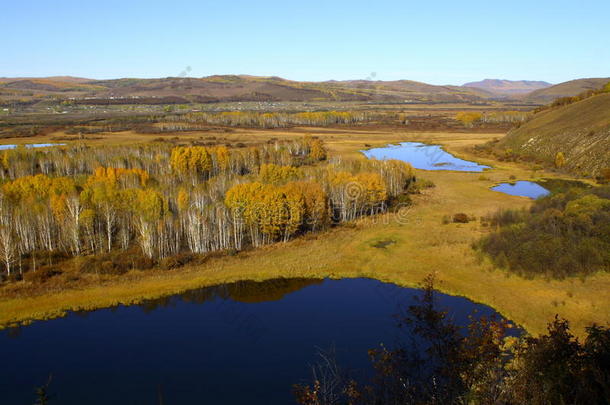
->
[[456, 112, 482, 127], [259, 164, 302, 184], [555, 152, 566, 168]]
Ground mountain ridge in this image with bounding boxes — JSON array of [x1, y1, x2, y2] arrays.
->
[[525, 78, 610, 103], [2, 75, 603, 105], [463, 79, 552, 95]]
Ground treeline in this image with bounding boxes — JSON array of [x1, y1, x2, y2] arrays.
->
[[476, 185, 610, 279], [455, 111, 530, 127], [0, 137, 415, 279], [294, 275, 610, 405], [162, 111, 373, 129]]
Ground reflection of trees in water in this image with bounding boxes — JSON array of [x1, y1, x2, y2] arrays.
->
[[4, 326, 22, 339], [535, 178, 591, 194], [137, 278, 324, 313]]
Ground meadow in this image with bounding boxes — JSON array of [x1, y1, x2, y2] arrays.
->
[[0, 124, 608, 338]]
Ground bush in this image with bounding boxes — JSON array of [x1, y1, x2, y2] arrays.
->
[[294, 276, 610, 405], [23, 265, 63, 284], [409, 178, 435, 193], [77, 249, 155, 274], [390, 193, 412, 208], [159, 253, 196, 270], [452, 213, 470, 223], [476, 186, 610, 278]]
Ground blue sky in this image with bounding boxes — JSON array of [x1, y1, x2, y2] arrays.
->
[[1, 0, 608, 84]]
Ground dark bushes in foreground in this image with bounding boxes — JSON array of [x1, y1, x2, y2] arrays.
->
[[476, 186, 610, 279], [294, 275, 610, 405]]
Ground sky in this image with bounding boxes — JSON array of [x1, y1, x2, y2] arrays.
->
[[1, 0, 609, 85]]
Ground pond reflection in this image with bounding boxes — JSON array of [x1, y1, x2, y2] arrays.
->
[[362, 142, 490, 172], [0, 278, 518, 405], [491, 181, 550, 199]]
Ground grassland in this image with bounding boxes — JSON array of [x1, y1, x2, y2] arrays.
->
[[499, 92, 610, 177], [0, 127, 608, 337]]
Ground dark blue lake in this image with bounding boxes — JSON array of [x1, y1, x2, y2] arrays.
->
[[362, 142, 490, 172], [0, 278, 517, 405], [491, 181, 550, 199]]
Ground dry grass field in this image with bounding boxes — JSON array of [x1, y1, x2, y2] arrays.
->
[[0, 126, 608, 337]]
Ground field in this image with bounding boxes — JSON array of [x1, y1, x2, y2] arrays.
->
[[0, 125, 608, 338], [498, 92, 610, 176]]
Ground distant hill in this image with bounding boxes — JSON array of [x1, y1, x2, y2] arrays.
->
[[463, 79, 551, 96], [525, 78, 610, 103], [0, 76, 93, 83], [498, 92, 610, 176], [0, 75, 493, 104], [3, 75, 607, 105]]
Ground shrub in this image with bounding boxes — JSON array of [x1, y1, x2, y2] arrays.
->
[[77, 249, 155, 274], [452, 213, 470, 223], [476, 185, 610, 278], [159, 253, 196, 270], [409, 178, 435, 193], [23, 265, 63, 284]]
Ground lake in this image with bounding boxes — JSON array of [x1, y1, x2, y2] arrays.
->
[[0, 143, 64, 150], [491, 181, 551, 199], [362, 142, 490, 172], [0, 278, 518, 405]]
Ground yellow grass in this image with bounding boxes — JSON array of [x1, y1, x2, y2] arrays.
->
[[0, 128, 608, 337]]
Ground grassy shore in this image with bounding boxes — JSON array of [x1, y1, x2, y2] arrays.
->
[[1, 128, 608, 337]]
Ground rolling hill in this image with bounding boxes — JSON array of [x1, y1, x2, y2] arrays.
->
[[524, 78, 610, 103], [0, 75, 494, 104], [498, 92, 610, 176], [463, 79, 551, 96]]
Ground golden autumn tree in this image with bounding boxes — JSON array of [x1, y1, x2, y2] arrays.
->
[[282, 181, 328, 231], [212, 146, 230, 173], [0, 194, 17, 275], [354, 172, 388, 214], [279, 184, 305, 241], [170, 146, 214, 178], [225, 182, 266, 246], [81, 169, 136, 252], [132, 188, 167, 258], [309, 138, 327, 161], [456, 112, 482, 127], [177, 188, 190, 212], [555, 152, 566, 168], [259, 164, 302, 185]]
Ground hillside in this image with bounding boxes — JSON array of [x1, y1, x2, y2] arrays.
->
[[463, 79, 551, 96], [498, 92, 610, 176], [525, 78, 610, 103], [0, 75, 492, 105]]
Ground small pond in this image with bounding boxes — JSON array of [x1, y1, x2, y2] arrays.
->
[[0, 278, 519, 405], [491, 181, 551, 199], [0, 143, 64, 150], [362, 142, 490, 172]]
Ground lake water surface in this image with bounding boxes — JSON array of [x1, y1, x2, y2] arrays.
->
[[0, 278, 519, 405], [491, 181, 551, 199], [0, 143, 64, 150], [362, 142, 490, 172]]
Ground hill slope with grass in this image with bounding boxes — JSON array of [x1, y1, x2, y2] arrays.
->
[[498, 92, 610, 176], [525, 78, 610, 103]]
